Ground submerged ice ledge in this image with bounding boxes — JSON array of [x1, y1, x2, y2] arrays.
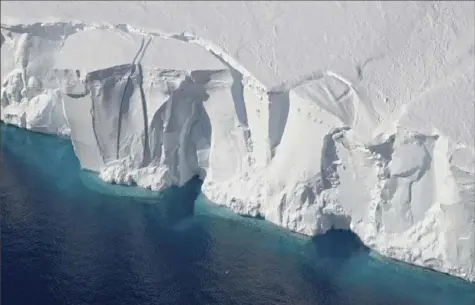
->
[[1, 20, 474, 283]]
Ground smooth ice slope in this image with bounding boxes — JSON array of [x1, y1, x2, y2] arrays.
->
[[1, 1, 474, 282]]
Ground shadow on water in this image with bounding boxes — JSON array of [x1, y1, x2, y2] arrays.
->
[[309, 229, 368, 260], [1, 123, 202, 230], [2, 123, 475, 305]]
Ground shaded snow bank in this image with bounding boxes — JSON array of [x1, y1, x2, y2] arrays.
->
[[1, 1, 474, 282]]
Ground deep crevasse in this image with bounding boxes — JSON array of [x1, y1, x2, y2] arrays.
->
[[1, 12, 474, 283]]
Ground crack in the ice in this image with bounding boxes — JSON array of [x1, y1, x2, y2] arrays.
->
[[116, 38, 145, 160], [137, 64, 151, 166]]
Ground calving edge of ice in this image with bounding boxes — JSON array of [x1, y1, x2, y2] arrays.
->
[[1, 3, 474, 283]]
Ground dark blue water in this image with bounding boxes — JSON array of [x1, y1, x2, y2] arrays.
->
[[1, 124, 474, 305]]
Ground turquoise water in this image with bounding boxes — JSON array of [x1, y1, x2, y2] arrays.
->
[[1, 123, 474, 305]]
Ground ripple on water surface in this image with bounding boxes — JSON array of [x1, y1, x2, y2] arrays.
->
[[1, 124, 475, 305]]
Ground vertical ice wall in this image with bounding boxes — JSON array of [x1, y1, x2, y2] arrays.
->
[[60, 65, 235, 190]]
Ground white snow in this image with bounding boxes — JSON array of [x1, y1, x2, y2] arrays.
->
[[1, 1, 474, 282]]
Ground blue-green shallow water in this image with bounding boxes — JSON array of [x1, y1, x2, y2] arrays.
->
[[1, 123, 474, 305]]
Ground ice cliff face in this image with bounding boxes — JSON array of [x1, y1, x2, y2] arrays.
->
[[1, 1, 474, 282]]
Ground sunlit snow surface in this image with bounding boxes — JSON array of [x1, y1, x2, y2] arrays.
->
[[1, 124, 475, 305]]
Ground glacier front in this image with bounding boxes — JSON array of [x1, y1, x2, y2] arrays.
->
[[1, 1, 474, 282]]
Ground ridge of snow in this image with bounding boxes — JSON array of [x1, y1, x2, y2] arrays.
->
[[1, 1, 474, 282]]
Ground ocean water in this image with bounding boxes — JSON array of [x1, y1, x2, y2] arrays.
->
[[1, 124, 474, 305]]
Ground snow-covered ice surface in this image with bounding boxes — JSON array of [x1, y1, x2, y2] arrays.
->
[[1, 1, 474, 282]]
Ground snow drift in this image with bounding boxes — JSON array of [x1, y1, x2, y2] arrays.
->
[[1, 1, 474, 282]]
